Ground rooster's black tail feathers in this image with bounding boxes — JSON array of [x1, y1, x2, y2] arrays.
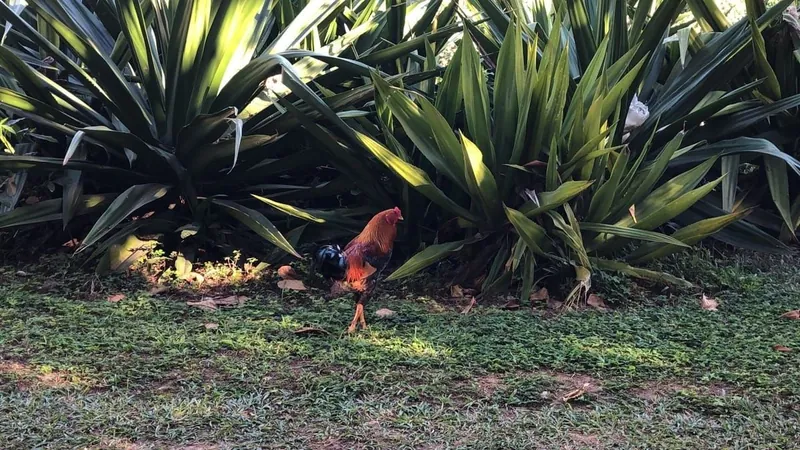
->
[[312, 244, 347, 281]]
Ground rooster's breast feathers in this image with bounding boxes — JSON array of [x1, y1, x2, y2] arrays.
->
[[343, 241, 392, 284]]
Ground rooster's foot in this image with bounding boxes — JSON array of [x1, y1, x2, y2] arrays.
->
[[346, 302, 366, 334]]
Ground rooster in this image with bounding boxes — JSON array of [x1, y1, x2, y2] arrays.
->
[[312, 207, 403, 333]]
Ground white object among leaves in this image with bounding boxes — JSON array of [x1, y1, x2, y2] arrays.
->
[[784, 6, 800, 38], [2, 0, 26, 45], [624, 94, 649, 132], [623, 94, 650, 143]]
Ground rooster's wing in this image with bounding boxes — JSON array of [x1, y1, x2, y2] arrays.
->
[[342, 241, 392, 292]]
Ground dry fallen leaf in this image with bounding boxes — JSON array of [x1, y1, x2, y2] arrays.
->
[[700, 294, 719, 311], [214, 295, 248, 306], [204, 323, 219, 330], [277, 279, 307, 291], [450, 285, 464, 298], [107, 293, 125, 303], [186, 295, 246, 311], [277, 265, 298, 280], [502, 299, 521, 310], [186, 299, 218, 311], [24, 196, 40, 205], [587, 294, 608, 311], [375, 308, 396, 318], [780, 310, 800, 320], [294, 327, 330, 335], [629, 204, 637, 224], [530, 287, 549, 302], [773, 345, 793, 353], [562, 384, 589, 402]]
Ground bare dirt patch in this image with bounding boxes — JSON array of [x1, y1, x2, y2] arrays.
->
[[288, 357, 316, 374], [551, 372, 602, 394], [475, 374, 505, 397], [0, 359, 86, 389], [630, 380, 738, 402], [94, 441, 230, 450], [285, 358, 349, 381], [94, 438, 152, 450], [145, 362, 228, 395], [567, 432, 602, 448], [308, 437, 351, 450], [175, 443, 227, 450]]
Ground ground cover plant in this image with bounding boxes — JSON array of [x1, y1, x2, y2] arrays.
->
[[0, 249, 799, 448]]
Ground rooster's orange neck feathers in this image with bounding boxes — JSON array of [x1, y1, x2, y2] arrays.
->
[[346, 209, 400, 255]]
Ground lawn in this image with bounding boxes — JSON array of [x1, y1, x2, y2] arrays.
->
[[0, 250, 799, 449]]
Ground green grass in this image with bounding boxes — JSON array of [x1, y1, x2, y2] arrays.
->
[[1, 250, 799, 449]]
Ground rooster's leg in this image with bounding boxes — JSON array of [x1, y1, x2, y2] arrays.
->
[[347, 303, 362, 334], [347, 294, 366, 334], [358, 285, 375, 330], [358, 303, 368, 330]]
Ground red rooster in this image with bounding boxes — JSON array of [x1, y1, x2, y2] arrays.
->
[[312, 207, 403, 333]]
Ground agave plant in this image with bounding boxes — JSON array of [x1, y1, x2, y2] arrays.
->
[[345, 0, 782, 303], [638, 0, 800, 251], [0, 0, 458, 271]]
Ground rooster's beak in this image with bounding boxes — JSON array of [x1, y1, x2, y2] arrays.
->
[[398, 215, 404, 222]]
